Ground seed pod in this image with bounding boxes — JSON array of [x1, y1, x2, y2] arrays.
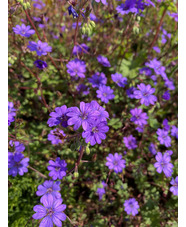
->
[[86, 146, 90, 155], [86, 27, 92, 37], [81, 26, 86, 35], [90, 20, 96, 28], [26, 2, 31, 9]]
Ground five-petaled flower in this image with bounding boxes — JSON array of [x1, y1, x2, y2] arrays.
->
[[47, 157, 67, 180], [106, 153, 126, 173], [134, 83, 157, 106], [96, 85, 115, 103], [154, 152, 174, 177], [124, 198, 139, 216], [28, 40, 52, 56], [32, 194, 66, 227], [13, 24, 35, 37]]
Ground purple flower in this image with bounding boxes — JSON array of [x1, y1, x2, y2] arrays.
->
[[8, 152, 29, 177], [68, 5, 78, 18], [106, 153, 126, 173], [111, 73, 127, 87], [171, 126, 178, 139], [34, 60, 48, 69], [96, 85, 115, 103], [154, 152, 173, 177], [82, 121, 109, 146], [89, 100, 109, 122], [134, 83, 157, 106], [145, 58, 167, 80], [163, 119, 170, 131], [96, 188, 105, 200], [36, 180, 61, 203], [32, 194, 66, 227], [139, 67, 152, 76], [73, 43, 89, 55], [162, 91, 170, 100], [66, 59, 86, 78], [153, 46, 161, 53], [48, 129, 66, 145], [32, 0, 45, 9], [116, 0, 145, 15], [76, 84, 90, 95], [124, 198, 139, 216], [47, 105, 69, 128], [164, 79, 175, 90], [165, 150, 173, 156], [157, 128, 171, 147], [13, 24, 35, 37], [28, 40, 52, 56], [9, 140, 25, 153], [123, 135, 137, 150], [88, 72, 107, 88], [47, 158, 67, 180], [67, 102, 100, 131], [168, 12, 178, 22], [149, 143, 156, 155], [8, 101, 16, 126], [135, 125, 144, 133], [130, 108, 148, 126], [97, 55, 111, 67], [94, 0, 108, 5], [170, 176, 178, 196], [126, 86, 136, 99], [96, 181, 107, 200]]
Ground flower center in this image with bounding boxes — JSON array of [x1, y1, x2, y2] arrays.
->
[[47, 208, 54, 217], [55, 166, 61, 171], [92, 127, 98, 133], [47, 188, 53, 193], [103, 93, 107, 97]]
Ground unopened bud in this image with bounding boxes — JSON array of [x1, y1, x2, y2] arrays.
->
[[74, 172, 79, 178]]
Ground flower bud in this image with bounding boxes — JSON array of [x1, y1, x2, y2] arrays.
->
[[74, 172, 79, 178], [86, 146, 90, 155]]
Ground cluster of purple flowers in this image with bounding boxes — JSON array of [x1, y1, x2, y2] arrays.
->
[[8, 140, 29, 177], [130, 108, 148, 132], [47, 101, 109, 146], [106, 153, 126, 173], [116, 0, 154, 16], [96, 181, 107, 200], [145, 58, 175, 92], [8, 101, 16, 126]]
